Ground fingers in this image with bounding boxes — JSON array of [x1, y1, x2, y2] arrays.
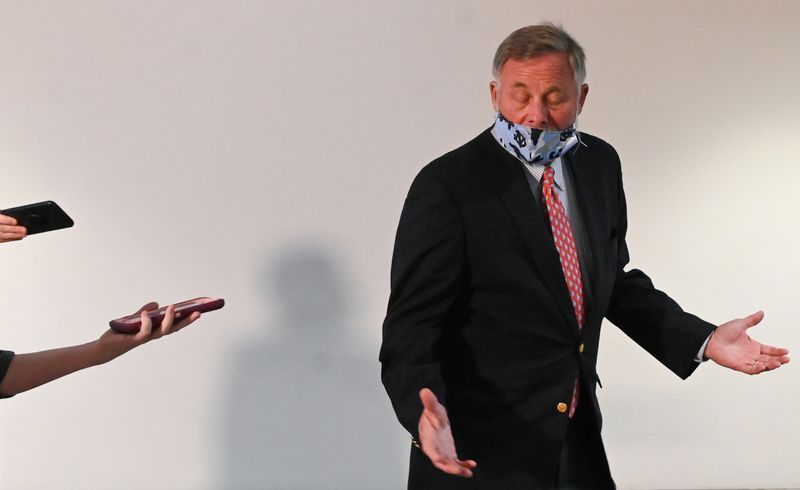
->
[[133, 302, 159, 341], [419, 420, 477, 478], [0, 225, 27, 242], [432, 458, 477, 478], [751, 359, 776, 374], [741, 315, 790, 374], [746, 353, 790, 375], [132, 302, 201, 342], [419, 388, 447, 430], [760, 360, 782, 371], [758, 353, 790, 365], [160, 306, 201, 336], [159, 305, 177, 335], [419, 388, 439, 412], [757, 353, 790, 369], [172, 311, 201, 332], [0, 215, 27, 242], [132, 301, 205, 341], [136, 309, 154, 341], [760, 344, 789, 357], [742, 311, 764, 329], [0, 228, 27, 238]]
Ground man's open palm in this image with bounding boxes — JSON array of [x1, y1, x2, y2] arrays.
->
[[705, 311, 789, 374], [418, 388, 478, 478]]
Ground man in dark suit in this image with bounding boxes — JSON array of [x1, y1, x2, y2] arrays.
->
[[379, 24, 789, 489]]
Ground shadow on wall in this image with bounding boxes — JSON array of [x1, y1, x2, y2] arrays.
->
[[218, 242, 403, 489]]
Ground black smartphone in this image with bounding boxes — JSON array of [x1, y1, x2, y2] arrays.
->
[[109, 297, 226, 333], [1, 201, 74, 235]]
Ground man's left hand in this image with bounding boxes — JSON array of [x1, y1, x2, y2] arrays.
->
[[705, 311, 789, 374]]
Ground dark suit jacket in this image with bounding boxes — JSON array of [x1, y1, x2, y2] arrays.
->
[[380, 128, 716, 489]]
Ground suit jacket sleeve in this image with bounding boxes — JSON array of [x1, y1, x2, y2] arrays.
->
[[0, 350, 16, 399], [605, 154, 716, 379], [380, 164, 465, 438]]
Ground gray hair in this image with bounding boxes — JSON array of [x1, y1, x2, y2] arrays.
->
[[492, 23, 587, 88]]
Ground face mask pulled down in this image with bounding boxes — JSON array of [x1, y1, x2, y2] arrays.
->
[[493, 112, 580, 165]]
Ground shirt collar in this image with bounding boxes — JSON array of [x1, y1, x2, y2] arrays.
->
[[491, 125, 566, 191]]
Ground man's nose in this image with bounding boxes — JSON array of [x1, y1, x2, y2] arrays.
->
[[524, 99, 549, 129]]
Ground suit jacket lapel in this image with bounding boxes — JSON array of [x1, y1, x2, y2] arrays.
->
[[564, 143, 612, 330], [477, 131, 579, 333]]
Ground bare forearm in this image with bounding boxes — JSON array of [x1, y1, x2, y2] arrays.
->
[[0, 304, 202, 397], [0, 341, 110, 396]]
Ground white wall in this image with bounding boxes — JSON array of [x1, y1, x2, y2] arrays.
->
[[0, 1, 798, 488]]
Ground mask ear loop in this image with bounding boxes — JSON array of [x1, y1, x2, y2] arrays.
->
[[571, 108, 587, 153], [566, 131, 586, 157], [574, 131, 586, 150]]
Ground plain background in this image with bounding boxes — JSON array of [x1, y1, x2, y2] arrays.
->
[[1, 1, 798, 488]]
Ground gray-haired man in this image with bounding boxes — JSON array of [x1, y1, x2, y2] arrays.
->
[[380, 23, 788, 489]]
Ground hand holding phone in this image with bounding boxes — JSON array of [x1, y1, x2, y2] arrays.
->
[[110, 297, 225, 333], [1, 201, 74, 236]]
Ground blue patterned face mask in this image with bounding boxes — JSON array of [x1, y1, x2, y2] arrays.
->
[[493, 112, 579, 165]]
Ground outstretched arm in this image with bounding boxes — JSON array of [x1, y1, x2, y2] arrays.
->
[[0, 302, 200, 396], [705, 311, 789, 374], [380, 165, 466, 440]]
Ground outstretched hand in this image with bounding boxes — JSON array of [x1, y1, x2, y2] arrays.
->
[[0, 302, 202, 396], [705, 311, 789, 374], [417, 388, 477, 478]]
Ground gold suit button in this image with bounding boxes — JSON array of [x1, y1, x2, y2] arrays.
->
[[557, 402, 568, 413], [579, 343, 585, 353]]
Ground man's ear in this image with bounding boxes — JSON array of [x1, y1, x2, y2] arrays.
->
[[490, 80, 499, 112], [577, 83, 589, 115]]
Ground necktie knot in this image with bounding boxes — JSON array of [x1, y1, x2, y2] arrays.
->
[[542, 165, 555, 189]]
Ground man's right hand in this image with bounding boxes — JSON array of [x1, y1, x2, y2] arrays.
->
[[417, 388, 478, 478], [0, 214, 27, 243]]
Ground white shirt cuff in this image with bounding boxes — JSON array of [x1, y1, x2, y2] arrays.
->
[[695, 333, 713, 362]]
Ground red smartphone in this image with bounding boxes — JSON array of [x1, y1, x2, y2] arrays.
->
[[109, 297, 225, 333]]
